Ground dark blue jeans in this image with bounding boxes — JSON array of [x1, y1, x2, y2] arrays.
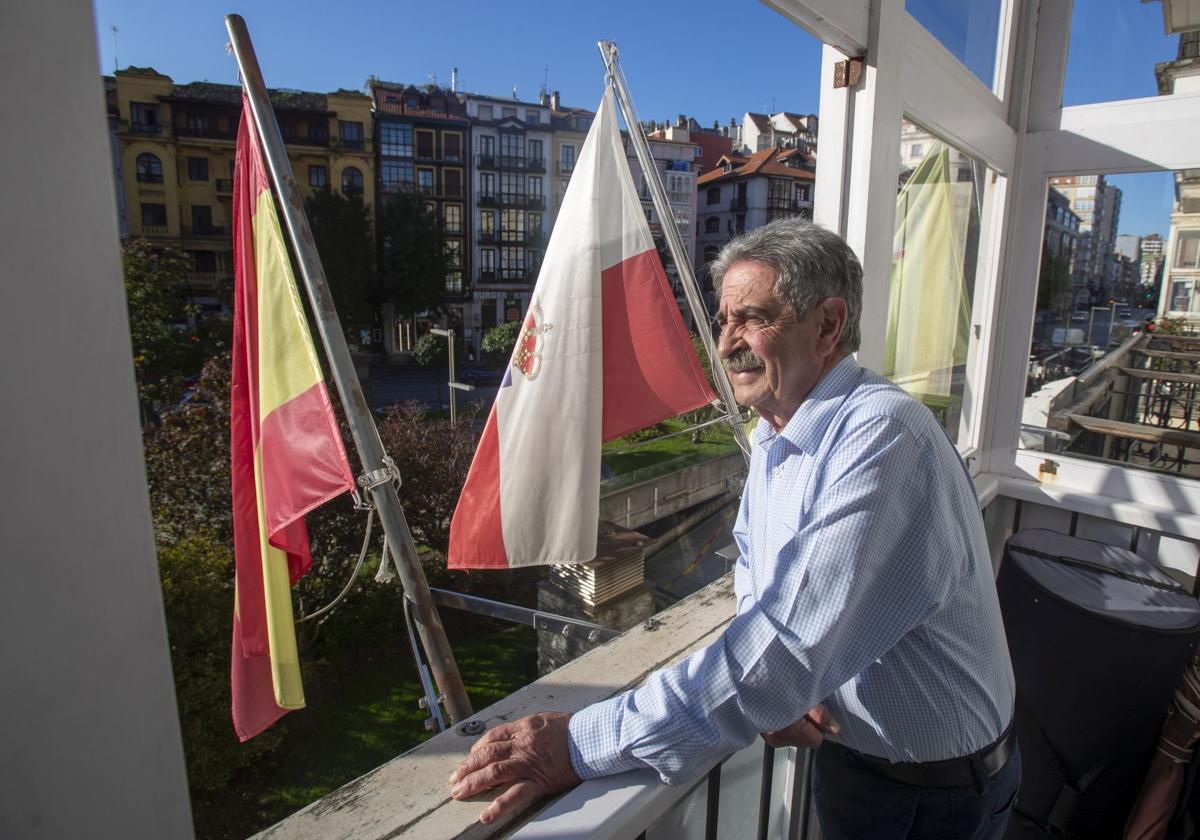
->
[[812, 739, 1021, 840]]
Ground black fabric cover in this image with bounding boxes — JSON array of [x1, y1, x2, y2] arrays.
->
[[999, 529, 1200, 839]]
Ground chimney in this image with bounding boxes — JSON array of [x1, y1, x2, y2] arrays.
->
[[539, 89, 548, 106], [551, 89, 560, 111], [676, 113, 686, 128], [451, 66, 458, 93]]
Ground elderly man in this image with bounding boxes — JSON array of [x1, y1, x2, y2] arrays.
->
[[450, 218, 1019, 838]]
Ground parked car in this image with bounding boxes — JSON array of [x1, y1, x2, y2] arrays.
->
[[457, 363, 505, 387]]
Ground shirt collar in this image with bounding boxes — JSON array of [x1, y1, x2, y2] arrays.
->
[[751, 355, 863, 453]]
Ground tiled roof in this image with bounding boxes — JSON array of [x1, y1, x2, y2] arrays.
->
[[697, 147, 815, 186], [744, 112, 770, 132], [370, 82, 469, 121]]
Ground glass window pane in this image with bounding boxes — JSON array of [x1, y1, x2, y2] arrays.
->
[[1024, 169, 1200, 478], [905, 0, 1003, 89], [1063, 0, 1183, 106], [886, 119, 991, 443]]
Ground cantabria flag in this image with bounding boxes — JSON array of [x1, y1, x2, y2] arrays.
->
[[229, 96, 354, 741], [448, 88, 715, 570]]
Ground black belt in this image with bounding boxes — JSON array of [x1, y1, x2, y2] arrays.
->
[[839, 722, 1015, 789]]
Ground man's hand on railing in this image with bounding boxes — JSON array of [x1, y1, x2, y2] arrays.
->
[[762, 703, 840, 749], [449, 711, 581, 825]]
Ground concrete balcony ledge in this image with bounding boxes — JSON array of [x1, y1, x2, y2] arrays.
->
[[254, 574, 736, 840]]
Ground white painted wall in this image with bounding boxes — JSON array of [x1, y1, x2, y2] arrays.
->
[[0, 2, 193, 837]]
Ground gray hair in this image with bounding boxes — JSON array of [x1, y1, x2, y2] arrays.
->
[[711, 217, 863, 352]]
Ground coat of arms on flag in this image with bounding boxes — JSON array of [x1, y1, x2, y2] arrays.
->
[[448, 89, 716, 571]]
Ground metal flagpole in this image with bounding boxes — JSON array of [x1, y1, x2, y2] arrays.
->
[[225, 15, 473, 725], [598, 41, 751, 464]]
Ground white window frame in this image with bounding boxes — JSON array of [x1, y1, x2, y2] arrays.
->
[[767, 0, 1200, 497]]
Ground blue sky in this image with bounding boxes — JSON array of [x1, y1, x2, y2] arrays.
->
[[92, 0, 1179, 237]]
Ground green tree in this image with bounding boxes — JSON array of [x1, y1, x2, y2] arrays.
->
[[305, 186, 376, 327], [1036, 251, 1073, 321], [378, 191, 447, 319], [122, 238, 226, 406], [412, 332, 448, 368], [481, 320, 522, 367]]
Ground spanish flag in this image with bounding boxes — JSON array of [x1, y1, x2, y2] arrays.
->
[[230, 96, 354, 741]]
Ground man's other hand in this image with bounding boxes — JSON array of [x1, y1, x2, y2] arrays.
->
[[762, 704, 840, 749], [449, 712, 581, 825]]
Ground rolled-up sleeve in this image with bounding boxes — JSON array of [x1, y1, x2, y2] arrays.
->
[[567, 416, 960, 784]]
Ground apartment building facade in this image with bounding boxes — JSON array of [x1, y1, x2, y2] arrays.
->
[[370, 82, 470, 347], [694, 147, 815, 287], [110, 67, 373, 318], [460, 93, 554, 349]]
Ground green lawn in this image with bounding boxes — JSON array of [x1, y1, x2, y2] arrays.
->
[[192, 622, 538, 839], [601, 417, 740, 486]]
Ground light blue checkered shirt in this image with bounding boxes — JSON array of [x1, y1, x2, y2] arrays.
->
[[568, 355, 1015, 785]]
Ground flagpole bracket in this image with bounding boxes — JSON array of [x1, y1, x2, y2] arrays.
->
[[355, 455, 403, 510]]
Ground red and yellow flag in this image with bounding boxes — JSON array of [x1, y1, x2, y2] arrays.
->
[[230, 96, 354, 741]]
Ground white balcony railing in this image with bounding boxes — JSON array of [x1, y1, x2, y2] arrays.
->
[[255, 472, 1200, 839]]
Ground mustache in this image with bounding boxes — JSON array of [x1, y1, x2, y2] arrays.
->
[[723, 349, 764, 373]]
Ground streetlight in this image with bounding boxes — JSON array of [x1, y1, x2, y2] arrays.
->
[[430, 328, 474, 423]]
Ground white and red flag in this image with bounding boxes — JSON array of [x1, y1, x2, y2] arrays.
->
[[448, 88, 715, 570]]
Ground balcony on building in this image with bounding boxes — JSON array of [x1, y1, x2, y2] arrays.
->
[[179, 224, 229, 238], [558, 159, 576, 175], [477, 153, 497, 169], [527, 157, 546, 173], [497, 154, 527, 170]]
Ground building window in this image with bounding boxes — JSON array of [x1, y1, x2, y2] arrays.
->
[[416, 129, 435, 160], [479, 135, 495, 159], [480, 209, 496, 235], [417, 168, 435, 195], [338, 120, 364, 149], [480, 249, 495, 278], [528, 213, 542, 234], [382, 160, 414, 192], [187, 157, 209, 181], [795, 184, 811, 203], [500, 172, 523, 198], [502, 107, 517, 119], [191, 205, 213, 233], [443, 204, 463, 233], [478, 104, 493, 121], [309, 165, 327, 188], [525, 109, 540, 125], [444, 169, 463, 198], [706, 187, 721, 205], [500, 209, 525, 242], [380, 123, 413, 157], [186, 113, 206, 133], [136, 153, 163, 183], [499, 132, 524, 163], [193, 251, 217, 273], [141, 203, 167, 227], [445, 271, 464, 294], [705, 216, 720, 234], [528, 176, 543, 197], [480, 172, 496, 199], [445, 239, 463, 266], [560, 145, 576, 173], [342, 166, 364, 194], [130, 102, 160, 133], [1176, 231, 1200, 270], [444, 133, 462, 162], [529, 139, 544, 165]]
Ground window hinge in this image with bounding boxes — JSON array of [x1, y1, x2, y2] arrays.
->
[[833, 56, 865, 89]]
